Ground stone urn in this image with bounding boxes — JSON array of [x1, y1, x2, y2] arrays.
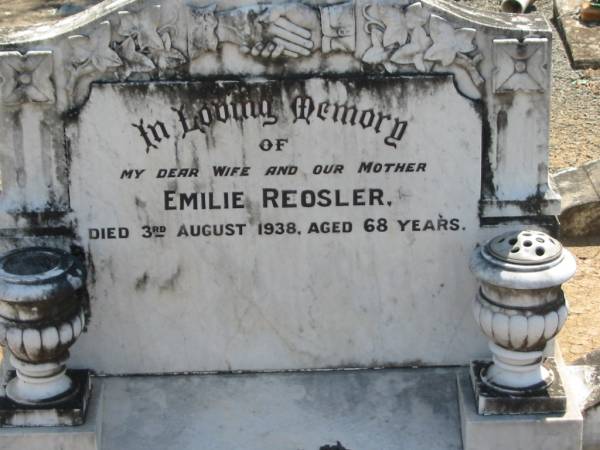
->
[[0, 247, 86, 405], [469, 230, 576, 395]]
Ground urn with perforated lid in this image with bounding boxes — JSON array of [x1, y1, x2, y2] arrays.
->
[[469, 230, 576, 392]]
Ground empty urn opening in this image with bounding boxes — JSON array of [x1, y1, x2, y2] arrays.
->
[[501, 0, 524, 13], [524, 240, 532, 247], [2, 250, 62, 276], [536, 247, 546, 256]]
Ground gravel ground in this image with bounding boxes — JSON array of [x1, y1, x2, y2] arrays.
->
[[0, 0, 598, 363], [560, 244, 600, 362]]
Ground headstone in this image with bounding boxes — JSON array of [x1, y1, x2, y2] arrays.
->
[[0, 0, 559, 375]]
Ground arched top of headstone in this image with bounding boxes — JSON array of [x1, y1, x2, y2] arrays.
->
[[0, 0, 551, 110]]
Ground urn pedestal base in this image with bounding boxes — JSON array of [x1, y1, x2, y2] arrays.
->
[[458, 369, 583, 450], [0, 369, 91, 427], [470, 360, 566, 415], [0, 377, 101, 450]]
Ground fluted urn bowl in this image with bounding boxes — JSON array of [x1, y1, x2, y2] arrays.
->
[[0, 247, 84, 324], [0, 247, 86, 404]]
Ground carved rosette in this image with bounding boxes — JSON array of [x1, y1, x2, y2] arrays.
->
[[0, 51, 54, 105], [0, 247, 87, 405], [469, 230, 576, 392], [493, 38, 549, 93]]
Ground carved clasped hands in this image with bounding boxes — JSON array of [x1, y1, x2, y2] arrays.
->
[[219, 5, 319, 59]]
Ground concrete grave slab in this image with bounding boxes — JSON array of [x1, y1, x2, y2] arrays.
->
[[99, 368, 463, 450], [567, 364, 600, 450], [553, 159, 600, 238], [554, 0, 600, 69]]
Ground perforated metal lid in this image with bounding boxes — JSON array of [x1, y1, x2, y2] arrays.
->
[[486, 230, 562, 265]]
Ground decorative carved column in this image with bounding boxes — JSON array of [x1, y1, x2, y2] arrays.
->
[[0, 247, 91, 426], [469, 230, 576, 415]]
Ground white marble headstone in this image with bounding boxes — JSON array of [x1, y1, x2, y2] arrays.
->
[[0, 0, 559, 374]]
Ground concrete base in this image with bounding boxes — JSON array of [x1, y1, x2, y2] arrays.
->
[[0, 367, 587, 450], [458, 370, 583, 450], [566, 364, 600, 450], [0, 380, 102, 450]]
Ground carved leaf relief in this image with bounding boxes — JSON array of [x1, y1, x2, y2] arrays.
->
[[115, 6, 185, 77]]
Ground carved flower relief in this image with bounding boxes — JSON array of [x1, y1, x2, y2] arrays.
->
[[423, 15, 476, 66], [0, 51, 54, 105], [362, 3, 433, 71], [118, 7, 165, 52], [69, 21, 122, 75], [116, 6, 186, 75], [361, 3, 483, 97], [65, 21, 122, 106], [188, 4, 219, 59], [362, 4, 477, 72], [361, 3, 432, 70], [381, 6, 408, 47], [389, 3, 432, 72], [361, 12, 390, 66]]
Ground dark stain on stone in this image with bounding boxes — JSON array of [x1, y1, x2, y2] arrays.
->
[[3, 209, 75, 239], [174, 139, 181, 167], [320, 442, 351, 450], [496, 109, 508, 133], [159, 265, 182, 291], [85, 243, 96, 287], [135, 272, 149, 291], [134, 196, 146, 209], [167, 180, 178, 191], [63, 130, 72, 203], [70, 243, 91, 327], [245, 199, 261, 225], [191, 153, 199, 170], [0, 226, 74, 239], [480, 215, 559, 236]]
